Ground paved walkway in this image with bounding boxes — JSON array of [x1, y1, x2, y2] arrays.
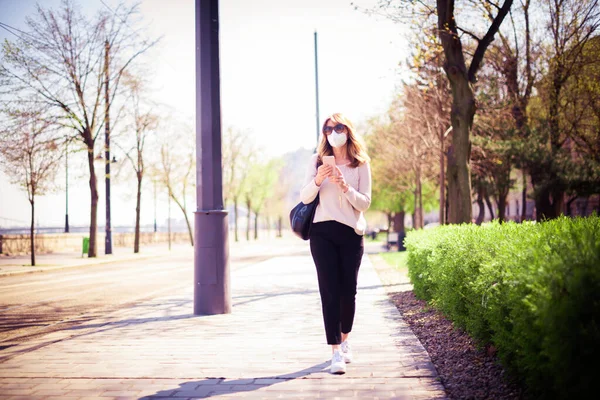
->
[[0, 242, 446, 399]]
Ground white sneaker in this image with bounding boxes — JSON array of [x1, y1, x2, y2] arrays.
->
[[341, 340, 353, 363], [330, 350, 346, 374]]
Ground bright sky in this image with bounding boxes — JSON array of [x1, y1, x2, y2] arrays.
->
[[0, 0, 410, 229]]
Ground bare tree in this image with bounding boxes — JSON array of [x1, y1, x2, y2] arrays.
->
[[118, 74, 157, 253], [157, 127, 194, 246], [530, 0, 600, 219], [0, 107, 61, 265], [0, 0, 155, 256]]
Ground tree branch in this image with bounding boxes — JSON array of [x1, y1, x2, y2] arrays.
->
[[468, 0, 515, 83]]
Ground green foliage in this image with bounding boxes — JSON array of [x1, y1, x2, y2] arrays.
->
[[405, 217, 600, 399]]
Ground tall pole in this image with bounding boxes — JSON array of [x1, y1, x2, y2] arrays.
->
[[194, 0, 230, 315], [153, 180, 157, 233], [168, 194, 171, 250], [104, 39, 113, 255], [167, 192, 171, 250], [314, 31, 320, 146], [65, 141, 69, 233]]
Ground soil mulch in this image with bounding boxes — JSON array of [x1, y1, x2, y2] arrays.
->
[[388, 290, 527, 400], [367, 249, 527, 400]]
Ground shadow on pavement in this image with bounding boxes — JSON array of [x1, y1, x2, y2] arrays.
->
[[138, 361, 330, 399]]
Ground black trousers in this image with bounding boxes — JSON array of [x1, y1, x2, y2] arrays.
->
[[310, 221, 364, 345]]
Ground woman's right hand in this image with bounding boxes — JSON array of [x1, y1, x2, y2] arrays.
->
[[314, 164, 333, 186]]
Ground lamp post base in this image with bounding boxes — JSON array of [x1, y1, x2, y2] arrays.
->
[[194, 210, 231, 315]]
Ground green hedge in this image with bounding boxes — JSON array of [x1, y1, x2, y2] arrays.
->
[[405, 216, 600, 399]]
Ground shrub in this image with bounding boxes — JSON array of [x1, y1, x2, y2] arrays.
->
[[405, 216, 600, 399]]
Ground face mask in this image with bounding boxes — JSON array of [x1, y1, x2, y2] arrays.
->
[[327, 131, 348, 148]]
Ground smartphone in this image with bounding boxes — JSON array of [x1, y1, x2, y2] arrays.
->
[[323, 155, 337, 176]]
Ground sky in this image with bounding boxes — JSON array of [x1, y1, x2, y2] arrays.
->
[[0, 0, 410, 229]]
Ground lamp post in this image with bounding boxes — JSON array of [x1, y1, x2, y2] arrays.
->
[[94, 154, 116, 254], [194, 0, 230, 315], [65, 140, 69, 233], [103, 39, 113, 255], [153, 179, 157, 233], [314, 31, 320, 147]]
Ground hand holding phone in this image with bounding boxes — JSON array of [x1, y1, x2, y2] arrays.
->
[[323, 156, 337, 176]]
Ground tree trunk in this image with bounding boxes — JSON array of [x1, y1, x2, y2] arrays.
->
[[484, 190, 495, 221], [565, 196, 577, 217], [497, 194, 507, 222], [446, 84, 475, 224], [254, 212, 258, 240], [439, 130, 446, 225], [246, 198, 251, 241], [534, 186, 553, 221], [234, 198, 239, 242], [495, 163, 511, 223], [475, 186, 485, 225], [134, 173, 142, 253], [183, 209, 193, 246], [87, 144, 99, 258], [172, 194, 194, 246], [521, 169, 527, 221], [414, 164, 423, 229], [277, 216, 282, 237], [393, 211, 405, 232], [30, 199, 35, 266]]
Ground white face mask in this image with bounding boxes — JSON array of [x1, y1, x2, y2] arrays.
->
[[327, 131, 348, 148]]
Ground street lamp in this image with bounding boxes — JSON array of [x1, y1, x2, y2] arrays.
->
[[153, 179, 157, 233], [65, 141, 69, 233], [94, 153, 117, 254]]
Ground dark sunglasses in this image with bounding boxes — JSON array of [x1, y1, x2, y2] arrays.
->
[[323, 124, 346, 134]]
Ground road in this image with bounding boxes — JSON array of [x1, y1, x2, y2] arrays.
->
[[0, 240, 309, 355]]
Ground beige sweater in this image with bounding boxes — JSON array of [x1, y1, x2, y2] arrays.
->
[[300, 154, 372, 235]]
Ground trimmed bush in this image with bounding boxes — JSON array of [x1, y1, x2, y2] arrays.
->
[[405, 216, 600, 399]]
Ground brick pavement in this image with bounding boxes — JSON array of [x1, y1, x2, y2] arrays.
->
[[0, 243, 446, 399]]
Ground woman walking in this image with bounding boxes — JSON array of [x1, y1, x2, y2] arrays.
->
[[300, 113, 372, 374]]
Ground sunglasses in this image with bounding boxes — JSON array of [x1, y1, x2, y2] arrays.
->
[[323, 124, 346, 134]]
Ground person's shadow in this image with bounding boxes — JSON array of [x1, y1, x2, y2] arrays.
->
[[138, 361, 330, 399]]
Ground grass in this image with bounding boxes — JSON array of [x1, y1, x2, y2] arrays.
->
[[380, 251, 409, 272]]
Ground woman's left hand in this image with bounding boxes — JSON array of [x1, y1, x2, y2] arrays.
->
[[330, 166, 350, 193]]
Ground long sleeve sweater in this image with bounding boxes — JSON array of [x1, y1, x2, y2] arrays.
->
[[300, 153, 372, 235]]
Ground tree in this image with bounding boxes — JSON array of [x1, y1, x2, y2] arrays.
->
[[528, 0, 600, 219], [264, 158, 291, 238], [406, 24, 452, 224], [484, 0, 538, 221], [156, 125, 195, 246], [0, 106, 61, 265], [365, 116, 412, 231], [0, 0, 154, 256], [222, 127, 256, 242], [373, 0, 515, 223], [245, 158, 282, 240], [118, 74, 157, 253]]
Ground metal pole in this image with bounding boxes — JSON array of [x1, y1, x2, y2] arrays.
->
[[104, 39, 113, 255], [194, 0, 230, 315], [168, 194, 171, 250], [314, 31, 320, 146], [65, 141, 69, 233], [153, 180, 157, 233]]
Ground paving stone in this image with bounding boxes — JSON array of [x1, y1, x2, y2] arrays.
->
[[0, 250, 446, 399]]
